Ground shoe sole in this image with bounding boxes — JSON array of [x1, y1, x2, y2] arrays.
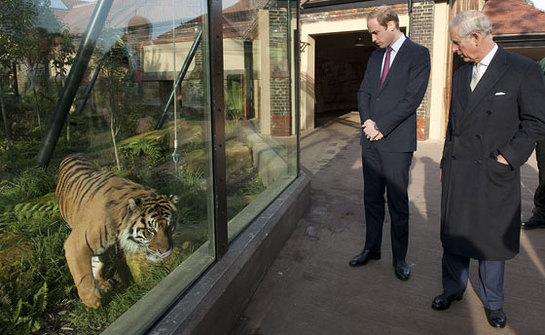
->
[[522, 224, 545, 230], [395, 273, 410, 281], [349, 256, 380, 267]]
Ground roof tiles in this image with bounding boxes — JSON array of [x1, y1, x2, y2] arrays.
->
[[483, 0, 545, 35]]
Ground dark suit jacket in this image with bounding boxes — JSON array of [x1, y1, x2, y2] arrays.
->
[[441, 47, 545, 260], [357, 38, 430, 152]]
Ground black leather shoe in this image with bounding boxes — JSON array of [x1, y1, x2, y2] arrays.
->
[[431, 292, 463, 311], [349, 249, 381, 266], [393, 260, 410, 281], [485, 308, 506, 328], [521, 216, 545, 230]]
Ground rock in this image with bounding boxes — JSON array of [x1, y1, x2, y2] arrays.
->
[[135, 116, 155, 133]]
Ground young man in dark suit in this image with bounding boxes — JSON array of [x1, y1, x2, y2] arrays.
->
[[349, 6, 430, 282], [432, 10, 545, 328]]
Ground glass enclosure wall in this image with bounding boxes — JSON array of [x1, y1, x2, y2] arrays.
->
[[0, 0, 297, 334], [222, 0, 297, 239], [0, 0, 214, 333]]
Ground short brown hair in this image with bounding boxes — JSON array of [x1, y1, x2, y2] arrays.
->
[[368, 5, 399, 29]]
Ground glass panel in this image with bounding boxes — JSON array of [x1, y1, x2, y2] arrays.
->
[[0, 0, 214, 333], [222, 0, 297, 239]]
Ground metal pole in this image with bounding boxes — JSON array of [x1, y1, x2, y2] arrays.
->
[[208, 0, 228, 258], [293, 0, 300, 176], [36, 0, 114, 167]]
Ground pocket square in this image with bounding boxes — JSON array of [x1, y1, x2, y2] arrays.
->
[[495, 92, 506, 96]]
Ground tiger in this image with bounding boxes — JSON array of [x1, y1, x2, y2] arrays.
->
[[56, 153, 178, 308]]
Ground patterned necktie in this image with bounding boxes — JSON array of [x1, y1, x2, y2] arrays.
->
[[379, 46, 393, 89], [470, 62, 481, 91]]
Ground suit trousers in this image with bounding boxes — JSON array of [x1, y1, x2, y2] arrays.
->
[[532, 139, 545, 220], [361, 144, 413, 261], [442, 249, 505, 310]]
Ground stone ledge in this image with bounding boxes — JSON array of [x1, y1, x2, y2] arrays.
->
[[146, 172, 311, 335]]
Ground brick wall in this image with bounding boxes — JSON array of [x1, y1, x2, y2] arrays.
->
[[269, 9, 291, 136], [409, 1, 435, 141], [301, 2, 435, 140]]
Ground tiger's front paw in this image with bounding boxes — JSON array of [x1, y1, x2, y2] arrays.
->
[[79, 288, 102, 308], [96, 278, 115, 293]]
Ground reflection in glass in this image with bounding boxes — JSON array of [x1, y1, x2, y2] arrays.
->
[[0, 0, 214, 333], [221, 0, 298, 239]]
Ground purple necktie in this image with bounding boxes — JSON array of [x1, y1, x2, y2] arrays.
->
[[379, 46, 392, 89]]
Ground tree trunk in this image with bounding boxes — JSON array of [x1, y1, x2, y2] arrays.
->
[[110, 117, 120, 171], [108, 82, 120, 171], [0, 83, 15, 169], [32, 85, 42, 135], [12, 62, 19, 97], [29, 63, 42, 135]]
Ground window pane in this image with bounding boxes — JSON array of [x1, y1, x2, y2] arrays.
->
[[222, 0, 297, 239], [0, 0, 214, 333]]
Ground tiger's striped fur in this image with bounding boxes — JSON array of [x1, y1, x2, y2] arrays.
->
[[56, 153, 178, 308]]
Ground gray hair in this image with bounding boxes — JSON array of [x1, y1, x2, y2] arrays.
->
[[449, 10, 493, 38]]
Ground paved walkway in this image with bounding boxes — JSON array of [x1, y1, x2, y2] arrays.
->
[[231, 111, 545, 335]]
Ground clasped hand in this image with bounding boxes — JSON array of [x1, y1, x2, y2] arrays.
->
[[362, 119, 384, 141]]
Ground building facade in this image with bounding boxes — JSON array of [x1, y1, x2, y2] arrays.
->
[[298, 0, 545, 140]]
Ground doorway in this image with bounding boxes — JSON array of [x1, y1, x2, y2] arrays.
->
[[314, 31, 374, 119]]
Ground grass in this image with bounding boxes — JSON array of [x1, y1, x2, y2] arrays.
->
[[0, 213, 72, 335]]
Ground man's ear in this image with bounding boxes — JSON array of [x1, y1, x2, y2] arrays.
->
[[387, 21, 396, 31], [471, 32, 481, 45]]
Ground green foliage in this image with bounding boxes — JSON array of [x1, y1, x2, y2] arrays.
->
[[11, 199, 58, 222], [8, 282, 48, 334], [0, 138, 42, 173], [95, 38, 132, 118], [224, 77, 244, 136], [238, 169, 266, 196], [21, 82, 57, 116], [0, 167, 57, 212], [226, 167, 265, 220], [225, 78, 243, 121], [0, 166, 68, 334], [0, 211, 71, 335], [22, 26, 54, 73], [173, 169, 208, 225], [51, 29, 75, 88], [120, 137, 163, 167], [0, 0, 38, 67]]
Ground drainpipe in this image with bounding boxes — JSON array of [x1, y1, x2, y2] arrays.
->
[[408, 0, 413, 38]]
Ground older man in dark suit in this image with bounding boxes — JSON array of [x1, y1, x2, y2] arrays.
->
[[349, 5, 430, 282], [432, 10, 545, 329]]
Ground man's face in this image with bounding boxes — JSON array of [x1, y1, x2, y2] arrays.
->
[[450, 26, 479, 62], [367, 18, 395, 48]]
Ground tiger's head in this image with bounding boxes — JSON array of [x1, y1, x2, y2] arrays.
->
[[119, 194, 179, 261]]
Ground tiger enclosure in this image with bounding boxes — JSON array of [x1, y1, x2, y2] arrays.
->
[[0, 0, 297, 334]]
